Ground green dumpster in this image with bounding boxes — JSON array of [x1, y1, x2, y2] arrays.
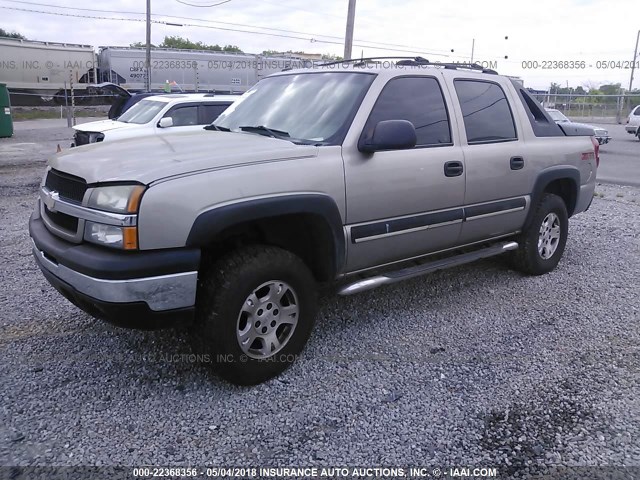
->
[[0, 83, 13, 138]]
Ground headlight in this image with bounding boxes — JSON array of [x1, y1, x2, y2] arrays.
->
[[84, 222, 138, 250], [90, 132, 105, 143], [84, 184, 145, 250], [87, 184, 145, 213]]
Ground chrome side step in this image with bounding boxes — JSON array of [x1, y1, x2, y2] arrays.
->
[[338, 241, 519, 296]]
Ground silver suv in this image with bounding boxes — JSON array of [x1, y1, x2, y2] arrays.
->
[[29, 59, 599, 385]]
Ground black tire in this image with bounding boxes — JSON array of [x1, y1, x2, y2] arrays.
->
[[191, 245, 317, 385], [511, 193, 569, 275]]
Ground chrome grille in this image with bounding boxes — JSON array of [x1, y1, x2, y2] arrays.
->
[[44, 205, 79, 232], [44, 169, 87, 203]]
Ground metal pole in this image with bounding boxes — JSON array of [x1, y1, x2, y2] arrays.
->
[[626, 29, 640, 118], [629, 30, 639, 93], [64, 81, 71, 128], [93, 49, 98, 84], [70, 71, 76, 127], [471, 38, 475, 63], [145, 0, 152, 92], [343, 0, 356, 60]]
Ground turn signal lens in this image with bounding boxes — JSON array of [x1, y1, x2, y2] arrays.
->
[[123, 227, 138, 250], [126, 186, 146, 213]]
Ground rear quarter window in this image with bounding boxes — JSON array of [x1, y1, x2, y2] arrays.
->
[[514, 86, 564, 137]]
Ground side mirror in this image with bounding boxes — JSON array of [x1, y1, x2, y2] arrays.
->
[[358, 119, 417, 153], [158, 117, 173, 128]]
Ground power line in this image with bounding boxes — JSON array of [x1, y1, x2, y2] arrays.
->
[[0, 4, 454, 57], [0, 0, 454, 56], [174, 0, 232, 7]]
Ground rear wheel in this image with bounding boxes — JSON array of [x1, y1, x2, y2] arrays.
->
[[191, 245, 317, 385], [511, 193, 568, 275]]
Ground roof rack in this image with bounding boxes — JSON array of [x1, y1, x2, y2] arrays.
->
[[320, 56, 427, 67], [318, 56, 498, 74], [438, 62, 498, 74]]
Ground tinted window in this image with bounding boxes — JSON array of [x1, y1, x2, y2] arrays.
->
[[166, 106, 198, 126], [454, 80, 517, 143], [515, 87, 564, 137], [201, 104, 231, 123], [362, 77, 451, 147]]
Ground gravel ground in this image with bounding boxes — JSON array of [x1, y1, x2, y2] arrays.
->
[[1, 123, 639, 478]]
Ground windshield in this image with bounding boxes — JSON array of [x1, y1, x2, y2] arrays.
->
[[214, 72, 375, 145], [547, 110, 569, 122], [117, 99, 166, 124]]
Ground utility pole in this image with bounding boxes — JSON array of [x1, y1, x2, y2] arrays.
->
[[145, 0, 152, 92], [470, 38, 475, 63], [343, 0, 356, 60], [628, 30, 639, 97]]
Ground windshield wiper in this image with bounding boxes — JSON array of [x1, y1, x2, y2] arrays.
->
[[204, 124, 230, 131], [239, 125, 290, 139]]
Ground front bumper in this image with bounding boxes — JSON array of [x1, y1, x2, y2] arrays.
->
[[30, 210, 200, 329], [625, 126, 638, 134]]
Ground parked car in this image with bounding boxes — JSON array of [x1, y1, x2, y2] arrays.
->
[[546, 108, 611, 145], [30, 59, 599, 385], [624, 105, 640, 139], [71, 94, 238, 146]]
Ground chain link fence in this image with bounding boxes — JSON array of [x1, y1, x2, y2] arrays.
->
[[529, 93, 640, 124]]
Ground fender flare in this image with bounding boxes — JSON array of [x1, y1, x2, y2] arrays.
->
[[186, 194, 346, 276], [524, 166, 580, 230]]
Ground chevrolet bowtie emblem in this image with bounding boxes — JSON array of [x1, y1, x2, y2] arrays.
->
[[44, 190, 60, 211]]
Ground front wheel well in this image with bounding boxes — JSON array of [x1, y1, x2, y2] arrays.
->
[[200, 214, 339, 282]]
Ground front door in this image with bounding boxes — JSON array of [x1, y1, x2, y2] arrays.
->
[[343, 75, 466, 272]]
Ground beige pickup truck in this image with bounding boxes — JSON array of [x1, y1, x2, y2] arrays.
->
[[30, 58, 599, 384]]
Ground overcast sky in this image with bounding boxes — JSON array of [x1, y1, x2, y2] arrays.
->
[[1, 0, 639, 90]]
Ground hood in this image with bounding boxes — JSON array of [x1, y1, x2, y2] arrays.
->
[[72, 120, 140, 133], [50, 130, 318, 185]]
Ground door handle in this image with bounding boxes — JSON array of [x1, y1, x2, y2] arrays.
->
[[444, 161, 464, 177], [510, 156, 525, 170]]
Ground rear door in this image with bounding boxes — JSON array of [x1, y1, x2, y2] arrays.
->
[[449, 78, 532, 244]]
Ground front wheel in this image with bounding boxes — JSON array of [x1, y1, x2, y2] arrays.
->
[[191, 245, 317, 385], [511, 193, 569, 275]]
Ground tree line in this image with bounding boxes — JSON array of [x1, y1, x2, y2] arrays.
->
[[547, 82, 640, 104], [0, 27, 26, 39], [131, 36, 341, 60]]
